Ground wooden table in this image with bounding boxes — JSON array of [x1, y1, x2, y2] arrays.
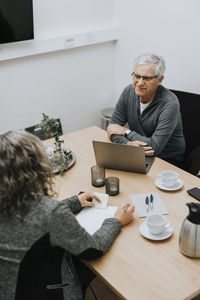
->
[[44, 126, 200, 300]]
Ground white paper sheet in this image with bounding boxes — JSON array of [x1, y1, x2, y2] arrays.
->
[[129, 191, 168, 218], [93, 192, 108, 209], [76, 206, 118, 235]]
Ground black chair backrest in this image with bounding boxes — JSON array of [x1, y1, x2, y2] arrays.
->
[[25, 119, 63, 141], [170, 89, 200, 157], [184, 145, 200, 177], [15, 233, 64, 300]]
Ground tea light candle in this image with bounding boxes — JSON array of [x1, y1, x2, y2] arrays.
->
[[91, 165, 105, 187], [94, 178, 105, 186], [106, 177, 119, 196]]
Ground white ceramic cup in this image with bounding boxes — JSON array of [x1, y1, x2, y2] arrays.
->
[[146, 214, 170, 235], [157, 170, 179, 187]]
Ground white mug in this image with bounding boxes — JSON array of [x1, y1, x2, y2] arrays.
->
[[146, 214, 170, 235], [157, 170, 179, 187]]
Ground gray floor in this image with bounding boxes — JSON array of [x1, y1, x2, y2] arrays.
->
[[85, 276, 122, 300]]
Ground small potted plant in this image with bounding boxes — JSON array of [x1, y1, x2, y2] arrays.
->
[[37, 113, 74, 174]]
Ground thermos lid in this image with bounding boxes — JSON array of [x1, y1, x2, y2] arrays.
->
[[186, 202, 200, 224]]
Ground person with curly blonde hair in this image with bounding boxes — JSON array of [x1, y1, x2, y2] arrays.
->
[[0, 130, 134, 300], [0, 131, 55, 219]]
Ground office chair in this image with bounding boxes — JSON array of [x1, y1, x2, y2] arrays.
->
[[170, 89, 200, 177], [25, 119, 63, 141], [170, 90, 200, 156], [15, 233, 65, 300], [184, 145, 200, 178]]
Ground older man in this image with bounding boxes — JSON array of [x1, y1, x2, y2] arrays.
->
[[107, 53, 185, 165]]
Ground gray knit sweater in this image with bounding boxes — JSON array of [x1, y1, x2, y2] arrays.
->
[[0, 196, 121, 300], [110, 84, 185, 161]]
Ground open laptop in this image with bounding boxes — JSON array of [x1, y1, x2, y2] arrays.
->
[[92, 141, 154, 174]]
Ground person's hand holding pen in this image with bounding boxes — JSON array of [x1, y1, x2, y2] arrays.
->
[[114, 203, 135, 226]]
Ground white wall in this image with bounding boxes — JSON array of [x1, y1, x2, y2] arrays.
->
[[33, 0, 114, 39], [1, 0, 200, 134], [113, 0, 200, 104], [0, 0, 115, 134]]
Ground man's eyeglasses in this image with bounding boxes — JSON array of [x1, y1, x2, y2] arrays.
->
[[131, 72, 158, 82]]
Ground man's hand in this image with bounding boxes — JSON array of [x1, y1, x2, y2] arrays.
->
[[107, 124, 127, 139], [127, 140, 155, 156], [107, 125, 154, 156]]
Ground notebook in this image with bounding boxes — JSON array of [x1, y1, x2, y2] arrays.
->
[[92, 140, 154, 174], [76, 206, 118, 235], [129, 192, 168, 217]]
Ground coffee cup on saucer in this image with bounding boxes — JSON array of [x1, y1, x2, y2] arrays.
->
[[146, 214, 170, 235], [157, 170, 179, 187]]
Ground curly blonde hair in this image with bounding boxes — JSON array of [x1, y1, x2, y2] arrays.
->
[[0, 130, 56, 219]]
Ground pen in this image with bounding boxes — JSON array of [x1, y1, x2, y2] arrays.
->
[[150, 194, 154, 210], [122, 205, 129, 212], [145, 196, 149, 212]]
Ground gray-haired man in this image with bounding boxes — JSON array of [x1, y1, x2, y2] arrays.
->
[[107, 53, 185, 165]]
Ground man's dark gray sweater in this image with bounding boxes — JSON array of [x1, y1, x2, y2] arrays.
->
[[110, 84, 185, 161]]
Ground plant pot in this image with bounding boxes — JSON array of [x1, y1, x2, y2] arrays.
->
[[45, 146, 76, 174]]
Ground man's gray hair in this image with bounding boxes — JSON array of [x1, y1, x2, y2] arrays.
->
[[134, 53, 166, 77]]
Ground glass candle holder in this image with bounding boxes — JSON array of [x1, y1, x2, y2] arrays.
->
[[91, 165, 105, 187], [106, 176, 119, 196]]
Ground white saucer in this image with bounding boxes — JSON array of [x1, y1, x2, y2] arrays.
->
[[139, 221, 173, 241], [155, 178, 183, 191]]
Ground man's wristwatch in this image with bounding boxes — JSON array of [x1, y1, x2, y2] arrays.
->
[[125, 129, 131, 137]]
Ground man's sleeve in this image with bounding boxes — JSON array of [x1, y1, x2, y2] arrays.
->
[[127, 100, 180, 155], [110, 87, 130, 144]]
